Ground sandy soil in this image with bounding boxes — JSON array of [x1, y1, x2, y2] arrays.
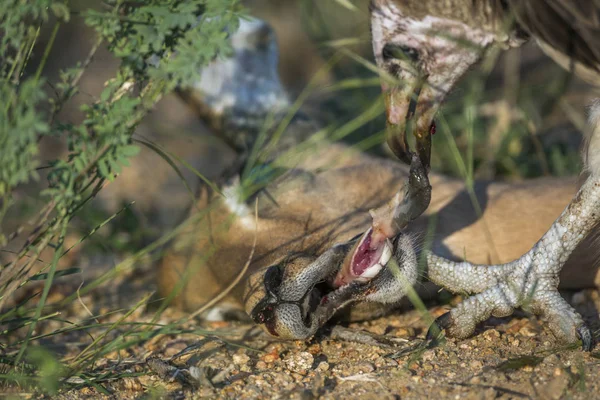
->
[[40, 261, 600, 399]]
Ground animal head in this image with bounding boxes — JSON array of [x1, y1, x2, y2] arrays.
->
[[369, 0, 527, 158], [243, 233, 418, 340]]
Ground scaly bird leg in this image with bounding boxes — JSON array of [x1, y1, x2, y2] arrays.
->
[[426, 175, 600, 351]]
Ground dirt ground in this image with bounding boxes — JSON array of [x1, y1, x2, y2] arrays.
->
[[15, 249, 596, 399], [46, 266, 600, 399]]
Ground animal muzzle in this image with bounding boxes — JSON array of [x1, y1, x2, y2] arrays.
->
[[243, 234, 408, 339]]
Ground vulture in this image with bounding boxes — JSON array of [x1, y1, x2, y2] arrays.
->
[[369, 0, 600, 350]]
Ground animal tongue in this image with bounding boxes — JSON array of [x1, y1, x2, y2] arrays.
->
[[351, 230, 382, 276], [332, 229, 386, 288]]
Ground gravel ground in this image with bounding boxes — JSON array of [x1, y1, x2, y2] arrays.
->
[[41, 269, 600, 399]]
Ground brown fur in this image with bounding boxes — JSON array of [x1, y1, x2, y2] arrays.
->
[[157, 141, 600, 315]]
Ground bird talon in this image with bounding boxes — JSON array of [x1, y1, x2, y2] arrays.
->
[[577, 324, 594, 352], [425, 312, 451, 346]]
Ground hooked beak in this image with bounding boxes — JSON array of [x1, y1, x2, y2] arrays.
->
[[382, 76, 439, 169]]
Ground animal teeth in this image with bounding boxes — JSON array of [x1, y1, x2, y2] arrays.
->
[[359, 263, 382, 280], [380, 239, 392, 266], [356, 240, 393, 281]]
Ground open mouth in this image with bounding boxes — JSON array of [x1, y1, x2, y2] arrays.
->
[[301, 229, 394, 322], [249, 229, 395, 336], [332, 228, 393, 288]]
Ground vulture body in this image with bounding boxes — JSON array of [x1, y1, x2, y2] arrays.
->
[[369, 0, 600, 349]]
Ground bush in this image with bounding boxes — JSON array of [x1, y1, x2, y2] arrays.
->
[[0, 0, 243, 393]]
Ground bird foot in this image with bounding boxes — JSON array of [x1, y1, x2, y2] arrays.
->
[[424, 273, 593, 351], [424, 176, 600, 351]]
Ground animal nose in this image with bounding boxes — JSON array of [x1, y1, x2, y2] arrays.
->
[[251, 303, 275, 325]]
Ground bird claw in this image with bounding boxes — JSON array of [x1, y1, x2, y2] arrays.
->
[[425, 312, 451, 345], [425, 305, 594, 352], [423, 176, 600, 351], [425, 255, 596, 351], [577, 324, 593, 352]]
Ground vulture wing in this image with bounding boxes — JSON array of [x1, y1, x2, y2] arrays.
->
[[510, 0, 600, 72]]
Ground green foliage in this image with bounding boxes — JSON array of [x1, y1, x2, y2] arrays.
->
[[85, 0, 241, 87], [0, 1, 68, 77], [0, 0, 242, 235], [25, 346, 65, 394], [0, 0, 244, 393], [0, 1, 69, 236], [0, 79, 48, 196]]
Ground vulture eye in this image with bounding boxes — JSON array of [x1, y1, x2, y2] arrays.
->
[[382, 43, 420, 63]]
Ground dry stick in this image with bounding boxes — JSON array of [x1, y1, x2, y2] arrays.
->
[[186, 199, 258, 321], [77, 282, 101, 326]]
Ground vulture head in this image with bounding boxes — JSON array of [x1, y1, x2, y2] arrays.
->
[[370, 0, 529, 162]]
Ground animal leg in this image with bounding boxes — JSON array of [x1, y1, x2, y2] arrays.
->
[[426, 101, 600, 350]]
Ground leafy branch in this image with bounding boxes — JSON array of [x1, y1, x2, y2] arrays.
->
[[0, 0, 245, 391]]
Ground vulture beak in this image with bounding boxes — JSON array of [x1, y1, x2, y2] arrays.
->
[[382, 71, 437, 168], [371, 1, 497, 167]]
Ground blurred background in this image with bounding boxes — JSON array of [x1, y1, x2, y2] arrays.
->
[[6, 0, 599, 303]]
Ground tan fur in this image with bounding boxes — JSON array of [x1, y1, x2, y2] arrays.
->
[[158, 142, 600, 314]]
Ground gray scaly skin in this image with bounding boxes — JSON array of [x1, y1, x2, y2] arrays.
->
[[369, 0, 600, 350], [426, 175, 600, 348]]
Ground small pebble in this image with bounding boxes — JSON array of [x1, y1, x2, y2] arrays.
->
[[255, 361, 267, 370], [519, 326, 537, 337], [307, 343, 322, 355], [470, 360, 483, 369], [316, 361, 329, 372], [262, 350, 280, 363], [482, 329, 501, 341], [232, 353, 250, 366], [422, 350, 435, 362], [284, 352, 314, 374], [395, 327, 413, 337], [546, 354, 560, 364]]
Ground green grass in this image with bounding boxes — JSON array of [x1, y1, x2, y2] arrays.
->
[[0, 0, 592, 396]]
